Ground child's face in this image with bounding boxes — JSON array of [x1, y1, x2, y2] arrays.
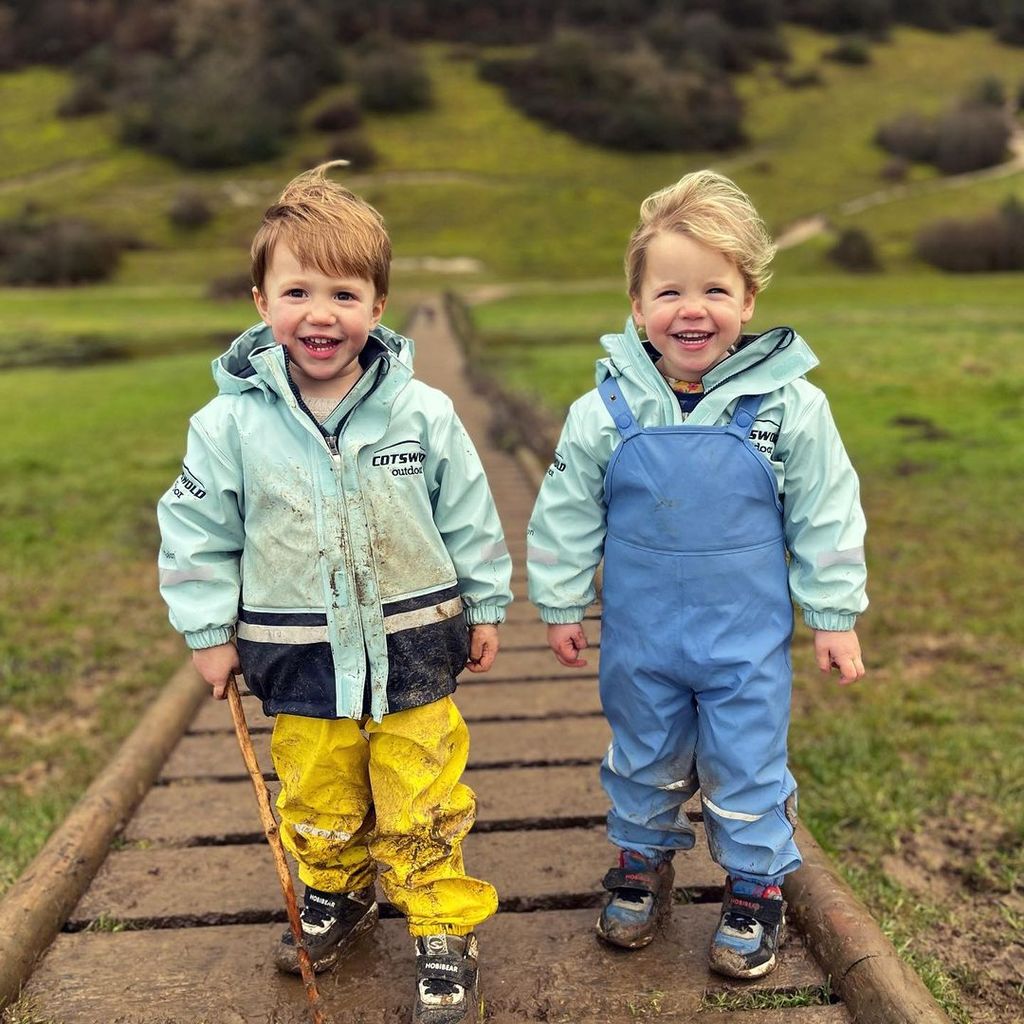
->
[[253, 241, 385, 398], [630, 231, 755, 383]]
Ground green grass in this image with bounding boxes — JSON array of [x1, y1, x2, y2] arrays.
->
[[0, 285, 253, 366], [701, 982, 832, 1011], [0, 994, 65, 1024], [0, 352, 214, 890]]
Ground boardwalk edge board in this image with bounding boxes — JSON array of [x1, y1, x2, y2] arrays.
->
[[0, 661, 207, 1009]]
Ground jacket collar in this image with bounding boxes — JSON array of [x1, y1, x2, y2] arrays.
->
[[211, 322, 414, 401], [598, 316, 818, 394]]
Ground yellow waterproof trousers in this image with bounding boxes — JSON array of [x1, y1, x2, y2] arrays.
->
[[270, 696, 497, 937]]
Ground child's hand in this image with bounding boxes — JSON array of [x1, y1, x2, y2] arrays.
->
[[813, 629, 865, 686], [192, 641, 241, 699], [466, 624, 500, 674], [547, 623, 589, 668]]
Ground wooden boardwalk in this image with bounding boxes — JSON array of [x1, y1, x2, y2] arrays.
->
[[19, 301, 850, 1023]]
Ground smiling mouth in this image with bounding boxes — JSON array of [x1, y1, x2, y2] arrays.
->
[[671, 331, 713, 348], [300, 336, 342, 356]]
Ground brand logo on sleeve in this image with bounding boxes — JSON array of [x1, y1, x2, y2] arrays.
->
[[547, 449, 567, 476], [173, 463, 207, 499]]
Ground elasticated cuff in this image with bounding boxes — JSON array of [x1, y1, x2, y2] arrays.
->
[[184, 626, 234, 650], [538, 605, 588, 625], [464, 603, 507, 626], [802, 610, 857, 632]]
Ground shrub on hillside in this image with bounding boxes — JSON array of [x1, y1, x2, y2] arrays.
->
[[57, 78, 109, 118], [105, 0, 341, 169], [117, 53, 288, 168], [776, 64, 823, 88], [825, 34, 872, 64], [879, 156, 910, 181], [876, 102, 1010, 174], [875, 112, 939, 163], [644, 10, 750, 72], [783, 0, 892, 36], [827, 227, 881, 271], [915, 198, 1024, 272], [208, 272, 254, 301], [167, 190, 214, 230], [889, 0, 960, 32], [355, 43, 432, 112], [480, 31, 744, 151], [932, 108, 1010, 173], [995, 3, 1024, 45], [312, 100, 363, 133], [0, 215, 122, 285], [963, 75, 1006, 108]]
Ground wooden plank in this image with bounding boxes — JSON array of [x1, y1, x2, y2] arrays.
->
[[26, 908, 830, 1024], [70, 826, 726, 927], [460, 679, 602, 720], [161, 716, 610, 781], [125, 765, 702, 845], [190, 679, 604, 733]]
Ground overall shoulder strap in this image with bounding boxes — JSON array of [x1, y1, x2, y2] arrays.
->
[[726, 394, 764, 439], [598, 376, 641, 440]]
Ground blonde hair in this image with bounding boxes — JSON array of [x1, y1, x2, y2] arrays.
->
[[251, 161, 391, 298], [626, 170, 775, 297]]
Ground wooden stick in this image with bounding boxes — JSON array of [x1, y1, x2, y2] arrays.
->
[[226, 678, 328, 1024]]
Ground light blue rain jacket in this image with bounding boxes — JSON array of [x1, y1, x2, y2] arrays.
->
[[527, 320, 867, 630], [158, 322, 512, 722]]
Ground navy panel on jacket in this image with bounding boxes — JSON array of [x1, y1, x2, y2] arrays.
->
[[237, 586, 470, 719], [236, 608, 338, 718]]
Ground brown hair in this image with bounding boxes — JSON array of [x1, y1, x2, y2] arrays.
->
[[625, 170, 775, 298], [250, 161, 391, 298]]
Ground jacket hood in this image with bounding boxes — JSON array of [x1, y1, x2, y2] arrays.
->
[[597, 317, 818, 396], [591, 317, 821, 427], [211, 321, 416, 399]]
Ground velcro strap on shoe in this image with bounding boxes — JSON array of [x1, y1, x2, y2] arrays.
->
[[725, 893, 785, 927], [416, 954, 477, 989], [602, 867, 659, 895]]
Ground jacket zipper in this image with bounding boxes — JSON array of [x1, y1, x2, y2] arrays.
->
[[280, 350, 386, 464]]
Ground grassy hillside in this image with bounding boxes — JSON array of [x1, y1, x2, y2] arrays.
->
[[0, 23, 1022, 1021]]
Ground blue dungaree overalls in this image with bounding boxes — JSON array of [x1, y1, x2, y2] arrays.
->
[[596, 376, 801, 884]]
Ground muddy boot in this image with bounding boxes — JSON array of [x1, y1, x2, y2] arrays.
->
[[596, 849, 675, 949], [412, 933, 481, 1024], [708, 877, 787, 980], [274, 883, 378, 975]]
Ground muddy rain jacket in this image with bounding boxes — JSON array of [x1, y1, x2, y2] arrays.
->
[[527, 320, 867, 631], [158, 322, 512, 722]]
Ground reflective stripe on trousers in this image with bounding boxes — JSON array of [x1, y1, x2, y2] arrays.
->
[[270, 695, 496, 936], [596, 378, 801, 884]]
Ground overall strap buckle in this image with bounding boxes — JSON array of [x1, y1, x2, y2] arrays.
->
[[726, 393, 764, 439], [598, 377, 641, 439]]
